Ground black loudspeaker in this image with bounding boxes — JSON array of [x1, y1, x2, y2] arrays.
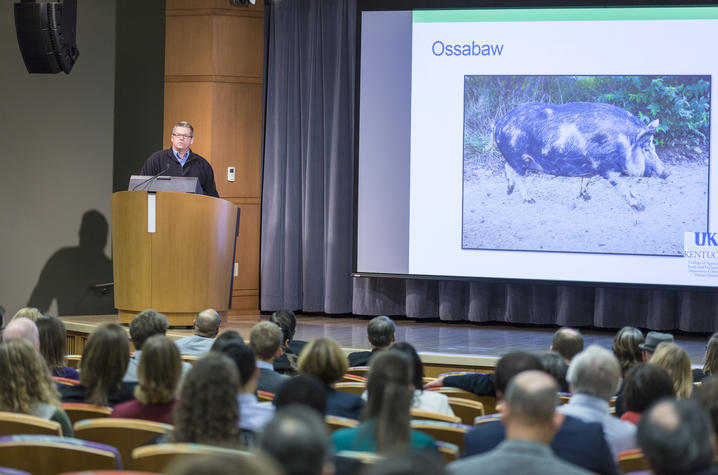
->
[[14, 0, 79, 74]]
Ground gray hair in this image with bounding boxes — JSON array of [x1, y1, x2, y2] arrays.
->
[[172, 121, 194, 137], [367, 315, 395, 348], [566, 345, 621, 401]]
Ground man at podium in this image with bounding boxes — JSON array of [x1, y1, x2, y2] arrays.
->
[[141, 121, 219, 197]]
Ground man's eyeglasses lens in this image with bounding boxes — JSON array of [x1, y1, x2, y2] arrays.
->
[[172, 134, 192, 139]]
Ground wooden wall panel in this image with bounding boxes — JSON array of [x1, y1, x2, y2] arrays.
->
[[162, 82, 214, 160], [213, 15, 264, 77], [165, 15, 214, 76]]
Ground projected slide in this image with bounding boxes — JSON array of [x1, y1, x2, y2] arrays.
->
[[356, 6, 718, 287], [461, 75, 710, 256]]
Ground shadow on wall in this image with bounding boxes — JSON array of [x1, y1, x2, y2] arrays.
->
[[27, 210, 115, 316]]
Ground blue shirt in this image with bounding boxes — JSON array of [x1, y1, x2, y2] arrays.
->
[[172, 147, 190, 167], [237, 393, 275, 432]]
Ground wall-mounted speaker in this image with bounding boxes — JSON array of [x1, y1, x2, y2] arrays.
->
[[14, 0, 79, 74]]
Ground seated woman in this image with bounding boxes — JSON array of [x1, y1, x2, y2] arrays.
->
[[388, 342, 455, 416], [650, 342, 693, 399], [37, 315, 79, 380], [612, 326, 644, 376], [111, 335, 181, 424], [620, 363, 675, 424], [695, 333, 718, 382], [169, 352, 242, 447], [332, 349, 438, 454], [60, 322, 136, 407], [297, 337, 364, 420], [0, 338, 73, 436], [271, 309, 306, 373]]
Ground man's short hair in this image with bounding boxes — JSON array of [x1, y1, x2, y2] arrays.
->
[[129, 309, 169, 350], [259, 405, 330, 475], [215, 340, 256, 387], [551, 327, 584, 361], [194, 309, 221, 338], [172, 121, 194, 137], [566, 345, 621, 401], [638, 399, 714, 475], [210, 330, 244, 351], [2, 317, 39, 347], [249, 321, 282, 360], [504, 370, 560, 426], [494, 351, 543, 395], [274, 374, 328, 415], [367, 315, 395, 348]]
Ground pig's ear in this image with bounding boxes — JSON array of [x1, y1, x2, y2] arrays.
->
[[636, 119, 659, 143]]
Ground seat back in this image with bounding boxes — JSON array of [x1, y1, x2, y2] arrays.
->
[[53, 377, 80, 387], [429, 388, 498, 414], [0, 412, 62, 437], [558, 392, 571, 405], [334, 382, 366, 395], [180, 355, 198, 364], [256, 391, 275, 402], [435, 441, 459, 464], [618, 449, 650, 474], [61, 403, 112, 426], [345, 366, 370, 377], [325, 415, 359, 433], [339, 373, 367, 383], [410, 409, 461, 424], [131, 443, 250, 473], [0, 435, 120, 475], [73, 418, 172, 469], [410, 420, 470, 454], [446, 397, 485, 425]]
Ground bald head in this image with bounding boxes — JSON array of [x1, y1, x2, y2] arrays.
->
[[3, 317, 40, 348], [504, 370, 560, 426], [551, 327, 584, 362], [194, 309, 221, 338]]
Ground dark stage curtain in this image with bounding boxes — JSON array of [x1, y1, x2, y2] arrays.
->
[[260, 0, 718, 332]]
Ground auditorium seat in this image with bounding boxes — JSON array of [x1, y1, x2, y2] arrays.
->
[[257, 390, 275, 402], [345, 366, 370, 377], [0, 412, 62, 436], [180, 355, 198, 364], [131, 443, 251, 472], [617, 449, 650, 473], [339, 373, 368, 383], [0, 435, 121, 474], [446, 397, 485, 425], [53, 377, 80, 386], [325, 415, 359, 433], [61, 403, 112, 426], [73, 418, 172, 469], [410, 420, 470, 454], [335, 382, 366, 396], [428, 387, 499, 414], [436, 441, 459, 464], [410, 409, 461, 424]]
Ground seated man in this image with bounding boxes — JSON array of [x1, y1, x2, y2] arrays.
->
[[637, 399, 716, 475], [550, 327, 584, 363], [463, 353, 619, 475], [2, 317, 39, 348], [448, 371, 591, 475], [347, 315, 396, 367], [249, 321, 290, 393], [559, 345, 637, 459], [174, 308, 221, 357]]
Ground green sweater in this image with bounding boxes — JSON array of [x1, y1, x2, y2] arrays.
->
[[332, 420, 437, 453]]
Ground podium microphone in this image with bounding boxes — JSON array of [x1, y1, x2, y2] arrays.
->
[[132, 165, 171, 191]]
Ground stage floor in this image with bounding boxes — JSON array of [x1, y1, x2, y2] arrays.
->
[[61, 313, 710, 366]]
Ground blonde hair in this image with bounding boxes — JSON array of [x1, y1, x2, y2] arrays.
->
[[249, 321, 282, 361], [11, 307, 43, 322], [297, 338, 348, 385], [0, 338, 59, 413], [650, 342, 692, 399], [135, 335, 182, 404]]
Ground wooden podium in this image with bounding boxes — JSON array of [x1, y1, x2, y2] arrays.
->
[[111, 191, 238, 326]]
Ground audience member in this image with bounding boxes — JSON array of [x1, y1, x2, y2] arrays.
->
[[0, 338, 73, 436], [448, 371, 591, 475], [638, 331, 674, 362], [637, 399, 718, 475], [270, 309, 307, 373], [695, 332, 718, 382], [347, 315, 396, 367], [298, 337, 364, 419], [216, 340, 275, 437], [36, 315, 79, 380], [274, 374, 328, 415], [462, 352, 619, 475], [537, 351, 569, 393], [60, 322, 136, 407], [692, 375, 718, 437], [125, 309, 191, 382], [550, 327, 584, 362], [10, 307, 43, 322], [386, 342, 454, 416], [170, 352, 241, 447], [619, 363, 675, 425], [612, 326, 644, 376], [559, 345, 637, 459], [111, 335, 181, 424], [249, 321, 290, 393], [650, 342, 693, 399], [2, 317, 39, 347], [210, 329, 244, 351], [259, 405, 333, 475], [332, 349, 438, 455], [174, 308, 221, 357]]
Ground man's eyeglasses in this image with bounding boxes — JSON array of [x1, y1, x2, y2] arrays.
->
[[172, 133, 193, 139]]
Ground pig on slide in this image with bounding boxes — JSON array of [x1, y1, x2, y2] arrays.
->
[[492, 102, 670, 211]]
